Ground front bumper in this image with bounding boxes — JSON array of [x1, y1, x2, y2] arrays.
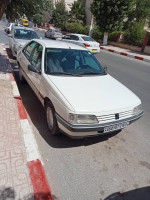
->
[[56, 111, 143, 138]]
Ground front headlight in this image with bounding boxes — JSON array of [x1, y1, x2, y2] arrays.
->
[[133, 104, 143, 115], [68, 114, 98, 124]]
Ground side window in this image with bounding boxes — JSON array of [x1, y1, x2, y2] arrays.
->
[[23, 41, 37, 60], [74, 36, 79, 41], [30, 44, 43, 71], [69, 35, 79, 41]]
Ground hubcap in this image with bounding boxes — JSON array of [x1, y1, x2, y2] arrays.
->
[[47, 107, 54, 130]]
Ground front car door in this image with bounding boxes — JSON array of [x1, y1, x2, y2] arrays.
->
[[28, 43, 43, 98], [19, 41, 37, 83]]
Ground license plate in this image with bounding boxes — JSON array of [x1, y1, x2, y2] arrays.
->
[[92, 49, 97, 51], [103, 122, 129, 133]]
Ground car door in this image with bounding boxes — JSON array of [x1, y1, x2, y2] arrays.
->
[[19, 41, 37, 83], [28, 43, 43, 98]]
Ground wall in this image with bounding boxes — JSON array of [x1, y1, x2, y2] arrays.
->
[[144, 46, 150, 54]]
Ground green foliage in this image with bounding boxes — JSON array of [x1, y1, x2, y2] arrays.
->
[[92, 26, 103, 40], [65, 23, 83, 33], [123, 22, 146, 46], [5, 0, 52, 22], [108, 31, 121, 42], [69, 0, 86, 25], [82, 25, 90, 35], [51, 1, 68, 29], [91, 0, 133, 33]]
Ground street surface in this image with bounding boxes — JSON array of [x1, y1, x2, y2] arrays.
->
[[0, 21, 150, 200]]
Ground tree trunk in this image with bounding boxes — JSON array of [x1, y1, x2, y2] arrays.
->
[[103, 32, 108, 46], [0, 0, 9, 20], [89, 15, 94, 37]]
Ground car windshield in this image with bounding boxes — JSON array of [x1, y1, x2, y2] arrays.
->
[[81, 36, 95, 42], [45, 49, 105, 76], [14, 29, 39, 40]]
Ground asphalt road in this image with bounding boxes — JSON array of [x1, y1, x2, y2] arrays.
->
[[0, 21, 150, 200]]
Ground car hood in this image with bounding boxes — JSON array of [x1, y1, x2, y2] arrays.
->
[[48, 74, 141, 114], [15, 39, 29, 46]]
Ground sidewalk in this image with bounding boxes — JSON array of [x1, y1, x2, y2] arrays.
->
[[100, 45, 150, 63], [0, 44, 53, 199]]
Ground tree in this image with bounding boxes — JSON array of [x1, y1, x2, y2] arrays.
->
[[69, 0, 86, 25], [51, 1, 68, 29], [91, 0, 134, 45], [0, 0, 9, 20], [124, 0, 150, 29], [0, 0, 52, 22]]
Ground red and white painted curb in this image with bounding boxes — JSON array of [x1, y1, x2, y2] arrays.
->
[[100, 46, 150, 63], [1, 44, 53, 200]]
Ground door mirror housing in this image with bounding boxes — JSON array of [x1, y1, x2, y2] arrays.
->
[[28, 64, 41, 74], [103, 66, 107, 73]]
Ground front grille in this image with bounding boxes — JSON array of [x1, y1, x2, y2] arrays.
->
[[97, 110, 133, 124]]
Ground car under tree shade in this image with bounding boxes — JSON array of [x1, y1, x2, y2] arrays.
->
[[17, 39, 143, 138]]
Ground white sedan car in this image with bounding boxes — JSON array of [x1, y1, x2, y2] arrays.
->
[[9, 27, 39, 57], [17, 39, 143, 138], [62, 33, 100, 53]]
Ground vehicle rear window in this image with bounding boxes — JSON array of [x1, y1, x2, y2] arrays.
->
[[81, 36, 95, 42], [45, 48, 105, 76]]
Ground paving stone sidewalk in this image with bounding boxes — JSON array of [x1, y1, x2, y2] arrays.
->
[[0, 45, 34, 199]]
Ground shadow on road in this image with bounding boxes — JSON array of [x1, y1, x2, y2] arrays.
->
[[0, 186, 150, 200], [14, 71, 121, 149], [104, 186, 150, 200]]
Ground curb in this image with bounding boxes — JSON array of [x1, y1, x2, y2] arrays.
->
[[1, 44, 53, 200], [100, 46, 150, 63]]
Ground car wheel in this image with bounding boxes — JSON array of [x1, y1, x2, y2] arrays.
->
[[19, 67, 26, 83], [46, 101, 59, 135]]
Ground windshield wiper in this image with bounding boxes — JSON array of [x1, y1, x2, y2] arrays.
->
[[47, 72, 81, 76], [78, 72, 105, 75]]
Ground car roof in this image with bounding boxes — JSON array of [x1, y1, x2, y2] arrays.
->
[[32, 39, 87, 51], [67, 33, 91, 37], [12, 26, 35, 31]]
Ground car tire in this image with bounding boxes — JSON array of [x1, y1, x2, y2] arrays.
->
[[19, 67, 26, 83], [46, 101, 59, 135]]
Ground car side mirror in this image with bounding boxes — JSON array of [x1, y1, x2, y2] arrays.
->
[[28, 64, 41, 74], [103, 66, 107, 73]]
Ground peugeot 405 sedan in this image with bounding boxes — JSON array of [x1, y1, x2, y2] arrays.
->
[[17, 39, 143, 138], [9, 27, 39, 57]]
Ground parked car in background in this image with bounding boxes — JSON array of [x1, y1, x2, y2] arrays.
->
[[45, 28, 63, 39], [17, 39, 143, 138], [62, 33, 100, 53], [4, 23, 14, 34], [21, 19, 29, 27], [4, 23, 23, 34], [9, 27, 39, 57]]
